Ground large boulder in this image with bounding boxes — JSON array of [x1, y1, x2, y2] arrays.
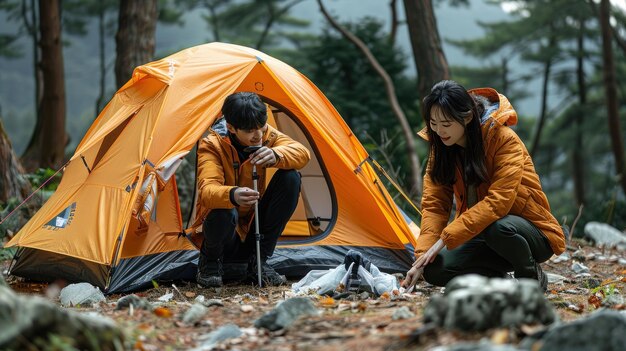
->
[[584, 222, 626, 249], [423, 275, 556, 331], [523, 309, 626, 351], [0, 285, 124, 350]]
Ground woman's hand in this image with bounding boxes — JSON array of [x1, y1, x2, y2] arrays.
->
[[402, 266, 424, 290], [413, 238, 445, 268], [402, 239, 445, 291]]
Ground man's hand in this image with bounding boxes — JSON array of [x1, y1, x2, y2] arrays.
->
[[402, 266, 424, 290], [249, 146, 277, 167], [233, 187, 259, 206]]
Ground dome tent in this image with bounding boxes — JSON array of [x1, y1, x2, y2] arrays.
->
[[7, 42, 419, 293]]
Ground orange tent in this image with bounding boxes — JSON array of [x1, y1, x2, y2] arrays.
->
[[6, 43, 419, 293]]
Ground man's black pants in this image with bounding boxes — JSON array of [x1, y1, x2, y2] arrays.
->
[[200, 169, 301, 263], [423, 215, 554, 287]]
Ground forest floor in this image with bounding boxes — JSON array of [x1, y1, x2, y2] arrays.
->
[[3, 238, 626, 351]]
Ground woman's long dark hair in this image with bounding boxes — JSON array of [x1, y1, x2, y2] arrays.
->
[[421, 80, 488, 186]]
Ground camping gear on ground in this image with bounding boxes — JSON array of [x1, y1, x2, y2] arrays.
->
[[292, 250, 400, 297], [5, 42, 419, 293], [244, 145, 264, 287]]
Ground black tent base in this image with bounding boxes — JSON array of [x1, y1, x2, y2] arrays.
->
[[9, 248, 199, 294], [9, 245, 414, 293]]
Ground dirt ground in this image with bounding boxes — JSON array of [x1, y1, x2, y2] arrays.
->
[[3, 238, 626, 351]]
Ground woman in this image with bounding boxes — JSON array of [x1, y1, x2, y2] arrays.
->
[[402, 80, 566, 292]]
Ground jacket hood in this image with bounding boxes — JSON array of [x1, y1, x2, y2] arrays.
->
[[416, 87, 518, 141], [211, 116, 228, 136]]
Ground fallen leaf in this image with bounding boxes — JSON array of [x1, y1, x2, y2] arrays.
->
[[588, 295, 602, 309], [185, 291, 196, 298], [355, 302, 368, 313], [134, 341, 145, 351], [319, 296, 336, 307], [380, 292, 391, 300], [491, 329, 509, 344], [154, 307, 172, 318]]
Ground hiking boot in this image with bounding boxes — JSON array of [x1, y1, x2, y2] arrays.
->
[[197, 256, 223, 288], [247, 259, 287, 286], [535, 261, 548, 292]]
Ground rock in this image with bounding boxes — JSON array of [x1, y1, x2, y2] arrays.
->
[[0, 285, 123, 350], [193, 324, 242, 350], [423, 275, 556, 332], [546, 273, 565, 285], [392, 306, 415, 320], [570, 261, 589, 274], [431, 340, 521, 351], [115, 294, 152, 310], [584, 222, 626, 248], [572, 250, 586, 261], [550, 253, 570, 263], [254, 297, 320, 331], [182, 303, 208, 325], [158, 292, 174, 302], [601, 293, 624, 307], [581, 278, 601, 289], [59, 283, 106, 307], [526, 309, 626, 351]]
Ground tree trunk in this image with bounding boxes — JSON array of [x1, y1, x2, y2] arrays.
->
[[529, 55, 552, 158], [0, 119, 31, 204], [96, 1, 106, 117], [115, 0, 157, 89], [20, 0, 43, 171], [573, 17, 586, 208], [318, 0, 423, 199], [402, 0, 450, 100], [599, 0, 626, 195], [501, 57, 509, 96], [389, 0, 399, 45], [37, 0, 67, 169], [530, 28, 556, 158]]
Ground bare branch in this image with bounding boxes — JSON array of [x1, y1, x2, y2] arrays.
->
[[317, 0, 423, 198]]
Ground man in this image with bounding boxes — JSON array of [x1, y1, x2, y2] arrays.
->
[[195, 92, 310, 287]]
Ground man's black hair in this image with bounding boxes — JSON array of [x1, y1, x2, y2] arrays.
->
[[221, 92, 267, 130]]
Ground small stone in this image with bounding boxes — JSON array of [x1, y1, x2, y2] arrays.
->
[[182, 303, 208, 325], [158, 292, 174, 302], [194, 324, 242, 350], [571, 261, 589, 274], [116, 294, 152, 311], [59, 283, 106, 307], [240, 305, 254, 313], [254, 297, 320, 331], [392, 306, 415, 320]]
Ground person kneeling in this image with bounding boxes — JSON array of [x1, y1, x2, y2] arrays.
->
[[402, 81, 565, 292]]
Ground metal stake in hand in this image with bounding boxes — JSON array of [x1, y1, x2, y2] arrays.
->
[[252, 163, 262, 287], [245, 146, 263, 288]]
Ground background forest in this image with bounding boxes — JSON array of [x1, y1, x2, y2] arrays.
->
[[1, 0, 625, 238]]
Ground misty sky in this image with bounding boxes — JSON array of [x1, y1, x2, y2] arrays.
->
[[0, 0, 551, 154]]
